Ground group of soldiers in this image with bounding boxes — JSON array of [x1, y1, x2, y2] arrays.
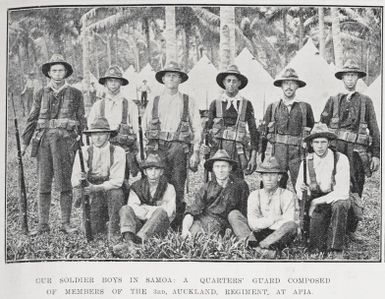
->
[[19, 53, 380, 259]]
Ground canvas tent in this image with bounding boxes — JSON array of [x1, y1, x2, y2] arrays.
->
[[366, 76, 382, 120], [235, 48, 279, 120], [179, 54, 220, 110], [138, 63, 163, 97]]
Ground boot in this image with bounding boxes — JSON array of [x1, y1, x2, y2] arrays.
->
[[112, 232, 140, 257], [30, 192, 52, 236], [246, 233, 259, 248], [254, 246, 277, 259], [60, 191, 77, 234], [347, 231, 367, 243]]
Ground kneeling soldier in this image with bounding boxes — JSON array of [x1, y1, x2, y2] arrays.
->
[[113, 153, 176, 256], [72, 117, 126, 240], [181, 149, 249, 238], [237, 157, 298, 258], [296, 123, 351, 259]]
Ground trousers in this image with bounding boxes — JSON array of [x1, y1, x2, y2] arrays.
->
[[155, 141, 188, 229], [37, 128, 77, 193], [309, 199, 351, 251], [38, 190, 73, 227], [119, 206, 170, 241], [87, 188, 124, 237], [228, 210, 297, 249]]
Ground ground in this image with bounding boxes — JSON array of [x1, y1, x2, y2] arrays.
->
[[5, 105, 381, 261]]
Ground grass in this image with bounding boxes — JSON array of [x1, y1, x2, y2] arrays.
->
[[5, 104, 381, 262]]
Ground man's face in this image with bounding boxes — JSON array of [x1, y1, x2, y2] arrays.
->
[[281, 80, 299, 99], [48, 64, 67, 82], [145, 167, 163, 182], [91, 132, 110, 148], [106, 78, 122, 93], [261, 173, 281, 191], [223, 75, 241, 95], [311, 137, 329, 157], [162, 72, 181, 89], [212, 161, 232, 180], [342, 72, 359, 91]]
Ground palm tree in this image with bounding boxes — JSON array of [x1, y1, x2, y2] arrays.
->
[[331, 7, 343, 67], [219, 6, 236, 70], [318, 7, 326, 59], [165, 7, 177, 63]]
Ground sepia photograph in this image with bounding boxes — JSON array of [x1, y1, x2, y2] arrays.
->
[[5, 3, 382, 264]]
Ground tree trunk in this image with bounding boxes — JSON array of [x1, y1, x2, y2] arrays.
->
[[318, 7, 326, 59], [298, 12, 304, 49], [143, 16, 151, 64], [114, 32, 119, 65], [366, 45, 370, 85], [283, 11, 288, 65], [106, 32, 112, 66], [183, 25, 191, 70], [81, 24, 91, 110], [220, 6, 235, 70], [165, 6, 177, 63], [331, 7, 343, 67]]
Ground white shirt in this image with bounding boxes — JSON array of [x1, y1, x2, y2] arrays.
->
[[248, 188, 298, 231], [127, 183, 176, 222], [143, 90, 202, 151], [87, 91, 138, 133], [281, 98, 298, 113], [295, 149, 350, 204], [71, 142, 126, 191]]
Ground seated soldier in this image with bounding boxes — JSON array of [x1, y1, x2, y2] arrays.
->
[[236, 157, 299, 258], [181, 149, 249, 238], [72, 117, 126, 240], [113, 153, 176, 256], [296, 123, 351, 259]]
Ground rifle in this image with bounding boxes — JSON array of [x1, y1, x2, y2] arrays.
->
[[137, 105, 145, 178], [11, 93, 29, 234], [299, 142, 310, 246], [77, 138, 93, 242], [203, 123, 210, 183]]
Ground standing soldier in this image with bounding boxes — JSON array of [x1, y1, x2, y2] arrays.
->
[[143, 61, 202, 229], [320, 59, 380, 241], [205, 65, 258, 178], [88, 65, 140, 182], [137, 79, 151, 108], [261, 68, 314, 188], [21, 54, 86, 235]]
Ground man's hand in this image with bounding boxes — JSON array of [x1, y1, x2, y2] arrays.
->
[[308, 198, 322, 217], [298, 183, 310, 198], [80, 172, 87, 181], [245, 156, 257, 175], [201, 144, 210, 156], [84, 184, 104, 195], [21, 144, 28, 156], [370, 157, 380, 172], [189, 151, 200, 172]]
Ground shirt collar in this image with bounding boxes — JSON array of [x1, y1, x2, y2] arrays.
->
[[93, 141, 111, 153], [313, 148, 332, 164], [280, 97, 298, 106], [105, 90, 122, 102], [221, 93, 241, 102], [48, 81, 68, 93]]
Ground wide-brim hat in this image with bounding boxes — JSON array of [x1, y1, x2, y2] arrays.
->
[[99, 65, 129, 86], [256, 157, 285, 174], [335, 59, 367, 80], [274, 68, 306, 88], [204, 149, 238, 171], [141, 153, 166, 169], [304, 122, 337, 142], [216, 64, 248, 90], [155, 61, 189, 84], [42, 54, 73, 79], [83, 117, 118, 137]]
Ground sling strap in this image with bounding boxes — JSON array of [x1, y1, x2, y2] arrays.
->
[[100, 97, 129, 125]]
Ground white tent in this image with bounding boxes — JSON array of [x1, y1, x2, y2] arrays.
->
[[366, 76, 382, 119], [138, 63, 163, 97], [121, 65, 140, 101], [179, 54, 220, 110], [283, 39, 340, 120], [235, 48, 279, 120]]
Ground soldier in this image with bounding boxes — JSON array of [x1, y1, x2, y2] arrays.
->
[[296, 123, 351, 259], [112, 153, 176, 256], [88, 65, 140, 183], [261, 68, 314, 188], [21, 54, 86, 235], [72, 117, 126, 240], [137, 79, 151, 108], [142, 61, 202, 229], [205, 65, 258, 178], [181, 149, 249, 238], [320, 59, 380, 241]]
